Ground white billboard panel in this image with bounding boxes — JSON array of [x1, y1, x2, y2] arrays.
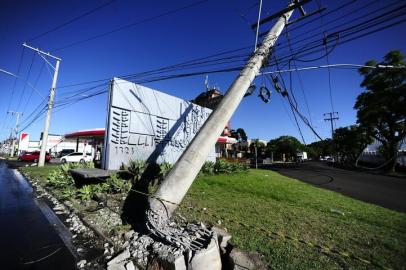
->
[[103, 78, 215, 170], [19, 133, 30, 152]]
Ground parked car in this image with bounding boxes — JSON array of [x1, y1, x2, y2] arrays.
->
[[18, 151, 51, 162], [58, 149, 75, 158], [60, 152, 93, 163]]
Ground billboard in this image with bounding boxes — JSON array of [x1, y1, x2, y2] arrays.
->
[[19, 133, 29, 152], [103, 78, 215, 170]]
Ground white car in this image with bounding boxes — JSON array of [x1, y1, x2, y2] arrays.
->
[[60, 152, 93, 163]]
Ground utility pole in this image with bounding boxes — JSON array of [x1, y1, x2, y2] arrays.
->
[[23, 43, 61, 167], [149, 2, 304, 219], [7, 111, 22, 157], [324, 112, 339, 139]]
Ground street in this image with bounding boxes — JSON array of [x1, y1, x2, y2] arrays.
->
[[0, 160, 77, 269], [266, 161, 406, 213]]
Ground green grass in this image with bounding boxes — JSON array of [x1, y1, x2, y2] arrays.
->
[[179, 169, 406, 270], [20, 164, 57, 182]]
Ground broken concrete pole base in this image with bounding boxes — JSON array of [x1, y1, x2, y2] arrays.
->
[[107, 216, 223, 270], [189, 237, 222, 270], [211, 226, 232, 248], [146, 209, 222, 269]]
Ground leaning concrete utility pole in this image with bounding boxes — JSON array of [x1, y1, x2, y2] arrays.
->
[[149, 3, 297, 218], [22, 43, 61, 167]]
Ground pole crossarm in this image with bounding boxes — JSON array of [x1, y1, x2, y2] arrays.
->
[[251, 0, 311, 29], [22, 43, 61, 61]]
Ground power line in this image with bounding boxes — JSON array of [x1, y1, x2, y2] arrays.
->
[[269, 54, 306, 143], [57, 46, 252, 89], [260, 63, 406, 75], [28, 0, 118, 42], [285, 24, 314, 134], [16, 52, 36, 112], [55, 2, 406, 94], [21, 62, 45, 117], [23, 1, 406, 129], [53, 0, 209, 51], [266, 0, 406, 65], [1, 47, 26, 135]]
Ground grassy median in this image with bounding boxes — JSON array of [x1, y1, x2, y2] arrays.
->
[[20, 165, 406, 269], [179, 169, 406, 270]]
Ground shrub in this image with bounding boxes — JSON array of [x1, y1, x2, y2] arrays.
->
[[200, 161, 215, 175], [61, 186, 76, 199], [208, 159, 249, 175], [78, 185, 93, 201], [48, 169, 74, 188], [106, 173, 132, 194], [92, 182, 110, 194], [123, 160, 147, 184], [159, 162, 173, 180]]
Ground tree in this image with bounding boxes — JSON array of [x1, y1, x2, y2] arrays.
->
[[307, 139, 333, 160], [333, 125, 372, 164], [231, 128, 248, 141], [249, 139, 266, 158], [355, 50, 406, 172], [266, 135, 304, 161]]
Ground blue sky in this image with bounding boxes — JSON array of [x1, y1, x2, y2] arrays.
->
[[1, 0, 405, 143]]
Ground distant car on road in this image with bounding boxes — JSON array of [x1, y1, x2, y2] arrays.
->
[[60, 152, 92, 164], [58, 149, 75, 158], [18, 151, 51, 163]]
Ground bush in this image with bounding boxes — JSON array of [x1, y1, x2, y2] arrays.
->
[[61, 186, 76, 199], [200, 161, 215, 175], [123, 160, 147, 184], [106, 173, 132, 194], [158, 162, 172, 182], [78, 185, 94, 201], [211, 159, 249, 175], [48, 169, 74, 188]]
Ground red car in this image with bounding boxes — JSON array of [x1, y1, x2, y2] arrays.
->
[[18, 151, 51, 162]]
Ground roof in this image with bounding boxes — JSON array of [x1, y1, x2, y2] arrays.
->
[[217, 136, 237, 144], [64, 128, 105, 138]]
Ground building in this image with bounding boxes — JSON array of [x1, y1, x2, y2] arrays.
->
[[359, 139, 406, 166]]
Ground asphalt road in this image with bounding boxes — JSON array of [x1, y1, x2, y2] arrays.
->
[[0, 160, 77, 269], [265, 162, 406, 213]]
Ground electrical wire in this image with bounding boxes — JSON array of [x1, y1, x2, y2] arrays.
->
[[16, 52, 36, 112], [21, 62, 45, 117], [53, 0, 209, 51], [59, 0, 406, 93], [1, 47, 26, 137], [14, 2, 406, 135], [285, 23, 314, 136], [28, 0, 118, 42]]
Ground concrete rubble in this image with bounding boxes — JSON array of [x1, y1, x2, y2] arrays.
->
[[107, 219, 224, 270]]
